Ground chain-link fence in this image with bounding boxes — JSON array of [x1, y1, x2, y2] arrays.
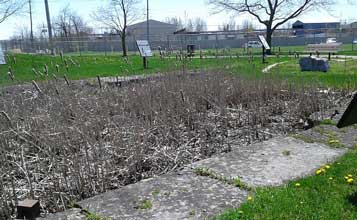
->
[[1, 27, 357, 55]]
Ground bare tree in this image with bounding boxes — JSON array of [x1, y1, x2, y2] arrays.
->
[[218, 19, 237, 31], [165, 17, 184, 29], [208, 0, 335, 53], [53, 5, 72, 39], [92, 0, 141, 57], [194, 17, 207, 32], [186, 18, 194, 32], [71, 14, 93, 37], [0, 0, 26, 24]]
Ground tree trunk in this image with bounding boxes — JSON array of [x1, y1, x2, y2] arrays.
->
[[121, 32, 127, 57], [266, 28, 273, 55]]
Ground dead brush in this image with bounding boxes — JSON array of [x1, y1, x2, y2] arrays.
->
[[0, 71, 348, 218]]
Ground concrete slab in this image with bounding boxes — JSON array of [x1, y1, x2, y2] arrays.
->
[[300, 125, 357, 148], [43, 170, 248, 220], [42, 208, 86, 220], [191, 137, 346, 187]]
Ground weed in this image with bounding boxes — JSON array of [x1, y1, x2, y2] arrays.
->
[[290, 134, 316, 143], [84, 210, 111, 220], [151, 189, 160, 196], [137, 200, 153, 210], [320, 119, 337, 126], [194, 167, 252, 191], [282, 150, 291, 156]]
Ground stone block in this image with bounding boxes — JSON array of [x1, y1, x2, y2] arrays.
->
[[17, 199, 40, 220], [299, 56, 329, 72]]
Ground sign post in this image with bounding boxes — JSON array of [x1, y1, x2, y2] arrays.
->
[[136, 40, 153, 69], [258, 35, 270, 64], [0, 44, 6, 65]]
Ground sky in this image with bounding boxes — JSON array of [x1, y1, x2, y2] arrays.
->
[[0, 0, 356, 40]]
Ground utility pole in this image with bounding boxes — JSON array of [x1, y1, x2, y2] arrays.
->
[[147, 0, 149, 42], [29, 0, 34, 47], [44, 0, 54, 54]]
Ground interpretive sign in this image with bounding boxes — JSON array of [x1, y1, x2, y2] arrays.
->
[[0, 44, 6, 65], [258, 35, 271, 50], [136, 40, 153, 57], [337, 93, 357, 128]]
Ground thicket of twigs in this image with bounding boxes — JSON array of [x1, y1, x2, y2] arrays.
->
[[0, 71, 348, 218]]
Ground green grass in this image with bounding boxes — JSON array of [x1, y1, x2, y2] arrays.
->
[[1, 52, 357, 89], [0, 53, 242, 86], [193, 167, 253, 191], [137, 199, 153, 210], [268, 58, 357, 88], [216, 149, 357, 220]]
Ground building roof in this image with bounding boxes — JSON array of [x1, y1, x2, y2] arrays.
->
[[128, 19, 177, 30], [293, 20, 340, 25]]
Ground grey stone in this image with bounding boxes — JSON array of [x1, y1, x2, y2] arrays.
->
[[41, 208, 86, 220], [300, 124, 357, 148], [42, 171, 248, 220], [190, 137, 346, 187], [299, 56, 330, 72]]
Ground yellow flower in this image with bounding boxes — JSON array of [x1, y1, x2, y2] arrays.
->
[[247, 196, 253, 201], [348, 174, 353, 178], [321, 168, 326, 173], [329, 139, 340, 144], [295, 183, 301, 187], [345, 176, 349, 180], [329, 177, 334, 180], [325, 165, 331, 169], [316, 169, 322, 175], [238, 210, 244, 214], [347, 178, 354, 184]]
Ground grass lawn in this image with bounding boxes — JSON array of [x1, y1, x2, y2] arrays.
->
[[216, 148, 357, 220], [0, 53, 238, 86], [1, 53, 357, 89], [267, 58, 357, 89]]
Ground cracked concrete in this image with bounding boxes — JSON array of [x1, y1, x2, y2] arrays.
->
[[190, 136, 346, 187]]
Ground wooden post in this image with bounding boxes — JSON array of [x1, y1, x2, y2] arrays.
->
[[143, 57, 148, 69], [17, 199, 40, 220], [97, 76, 102, 89]]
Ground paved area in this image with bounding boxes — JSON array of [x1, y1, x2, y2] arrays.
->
[[190, 136, 346, 187], [43, 170, 248, 220]]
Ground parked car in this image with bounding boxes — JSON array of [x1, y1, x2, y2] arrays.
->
[[353, 39, 357, 44], [243, 41, 262, 48], [326, 38, 338, 44]]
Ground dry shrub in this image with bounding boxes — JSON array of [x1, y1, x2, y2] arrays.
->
[[0, 71, 346, 217]]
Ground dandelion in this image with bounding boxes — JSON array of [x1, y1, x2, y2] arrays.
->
[[345, 176, 349, 180], [316, 169, 322, 175], [329, 177, 333, 180], [238, 210, 244, 214], [325, 165, 331, 169], [247, 196, 253, 201], [347, 178, 354, 184], [295, 183, 301, 187], [348, 174, 353, 178]]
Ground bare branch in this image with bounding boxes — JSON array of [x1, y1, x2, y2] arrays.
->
[[0, 0, 26, 24]]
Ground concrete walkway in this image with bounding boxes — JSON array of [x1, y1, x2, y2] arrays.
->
[[41, 119, 356, 220]]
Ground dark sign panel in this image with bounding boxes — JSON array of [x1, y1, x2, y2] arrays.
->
[[136, 40, 153, 57], [0, 44, 5, 65], [258, 35, 271, 50], [337, 93, 357, 128]]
